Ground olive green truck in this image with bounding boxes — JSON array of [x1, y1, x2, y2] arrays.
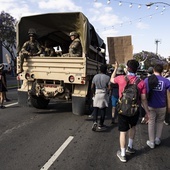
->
[[17, 12, 106, 115]]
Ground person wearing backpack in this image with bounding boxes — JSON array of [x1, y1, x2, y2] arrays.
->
[[110, 60, 150, 163], [144, 64, 170, 149]]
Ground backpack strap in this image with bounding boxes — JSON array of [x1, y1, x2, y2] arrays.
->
[[134, 77, 141, 85], [124, 75, 141, 85], [124, 75, 141, 87], [124, 75, 129, 84]]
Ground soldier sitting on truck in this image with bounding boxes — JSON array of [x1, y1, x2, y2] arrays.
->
[[17, 28, 42, 73], [62, 31, 82, 57], [41, 40, 56, 57]]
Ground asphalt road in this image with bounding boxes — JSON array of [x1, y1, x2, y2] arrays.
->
[[0, 89, 170, 170]]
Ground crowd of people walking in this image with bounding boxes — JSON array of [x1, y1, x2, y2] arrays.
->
[[90, 59, 170, 163], [1, 27, 170, 163]]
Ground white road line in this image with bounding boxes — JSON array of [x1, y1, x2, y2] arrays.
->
[[5, 102, 18, 107], [40, 136, 74, 170]]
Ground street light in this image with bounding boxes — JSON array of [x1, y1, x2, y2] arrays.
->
[[146, 2, 170, 7]]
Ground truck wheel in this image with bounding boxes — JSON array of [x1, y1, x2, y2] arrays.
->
[[30, 95, 50, 109]]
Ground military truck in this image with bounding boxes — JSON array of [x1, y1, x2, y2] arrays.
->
[[16, 12, 106, 115]]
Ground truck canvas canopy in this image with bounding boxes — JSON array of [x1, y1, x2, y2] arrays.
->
[[16, 12, 105, 57]]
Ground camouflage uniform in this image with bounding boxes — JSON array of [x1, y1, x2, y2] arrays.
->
[[68, 38, 82, 57], [62, 31, 82, 57], [18, 39, 42, 73]]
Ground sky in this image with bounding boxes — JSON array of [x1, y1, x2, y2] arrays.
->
[[1, 0, 170, 60]]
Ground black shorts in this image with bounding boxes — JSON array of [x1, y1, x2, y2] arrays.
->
[[118, 111, 140, 132]]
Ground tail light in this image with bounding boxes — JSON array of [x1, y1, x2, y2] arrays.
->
[[81, 77, 86, 84], [69, 75, 75, 82], [25, 73, 30, 79]]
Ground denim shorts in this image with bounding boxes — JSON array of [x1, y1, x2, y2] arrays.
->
[[111, 95, 118, 107]]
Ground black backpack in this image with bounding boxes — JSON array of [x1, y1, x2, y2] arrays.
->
[[147, 74, 158, 101], [117, 76, 141, 117]]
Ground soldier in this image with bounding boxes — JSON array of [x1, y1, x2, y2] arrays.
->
[[17, 28, 42, 73], [42, 40, 56, 57], [62, 31, 82, 57]]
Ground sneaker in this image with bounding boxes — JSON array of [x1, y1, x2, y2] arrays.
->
[[92, 122, 97, 131], [88, 114, 93, 118], [155, 138, 161, 145], [126, 147, 135, 154], [164, 121, 169, 126], [146, 140, 155, 149], [98, 126, 102, 130], [117, 150, 127, 163], [98, 125, 106, 130]]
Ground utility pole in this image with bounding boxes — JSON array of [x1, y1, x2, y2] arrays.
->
[[155, 39, 161, 55]]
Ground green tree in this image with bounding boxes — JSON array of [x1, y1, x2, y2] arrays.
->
[[133, 51, 168, 70], [0, 11, 17, 64]]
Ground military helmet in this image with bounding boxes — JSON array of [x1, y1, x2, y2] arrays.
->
[[69, 31, 79, 38], [28, 28, 37, 36]]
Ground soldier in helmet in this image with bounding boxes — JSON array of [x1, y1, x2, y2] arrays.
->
[[17, 28, 42, 73], [62, 31, 82, 57]]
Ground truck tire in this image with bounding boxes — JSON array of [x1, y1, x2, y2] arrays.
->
[[30, 95, 50, 109], [29, 81, 50, 109]]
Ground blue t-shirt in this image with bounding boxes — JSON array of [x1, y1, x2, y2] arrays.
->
[[144, 75, 170, 108]]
